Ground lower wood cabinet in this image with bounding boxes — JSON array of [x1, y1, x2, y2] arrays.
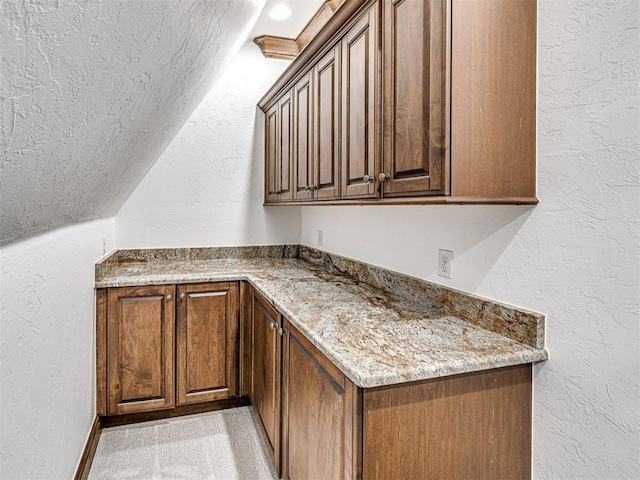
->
[[361, 364, 532, 479], [97, 282, 239, 416], [105, 285, 176, 415], [176, 283, 238, 405], [282, 319, 359, 480], [99, 280, 532, 477], [247, 284, 532, 480], [249, 286, 283, 475]]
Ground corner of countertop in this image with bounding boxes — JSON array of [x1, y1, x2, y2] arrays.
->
[[95, 249, 120, 283]]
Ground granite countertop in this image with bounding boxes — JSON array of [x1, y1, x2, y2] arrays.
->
[[95, 248, 548, 389]]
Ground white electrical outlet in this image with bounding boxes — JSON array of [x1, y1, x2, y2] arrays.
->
[[438, 249, 453, 278], [317, 230, 324, 246]]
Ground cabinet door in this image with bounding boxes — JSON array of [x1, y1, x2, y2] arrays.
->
[[282, 320, 359, 480], [278, 90, 294, 202], [176, 282, 238, 405], [251, 290, 282, 475], [265, 103, 280, 202], [381, 0, 447, 197], [107, 285, 175, 415], [313, 45, 341, 200], [293, 72, 314, 201], [341, 3, 380, 199]]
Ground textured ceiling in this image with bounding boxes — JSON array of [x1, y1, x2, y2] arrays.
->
[[0, 0, 266, 245]]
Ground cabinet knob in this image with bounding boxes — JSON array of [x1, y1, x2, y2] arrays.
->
[[303, 185, 310, 191], [378, 173, 390, 182], [362, 175, 374, 183], [179, 293, 186, 300], [310, 184, 317, 190], [269, 321, 278, 330], [279, 327, 284, 336], [166, 294, 172, 301]]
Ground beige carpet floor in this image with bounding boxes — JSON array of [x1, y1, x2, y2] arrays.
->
[[88, 407, 278, 480]]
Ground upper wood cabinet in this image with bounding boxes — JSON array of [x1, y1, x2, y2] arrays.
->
[[99, 282, 240, 416], [265, 103, 280, 202], [381, 0, 446, 197], [450, 0, 536, 199], [293, 72, 314, 201], [313, 45, 341, 200], [341, 2, 379, 199], [292, 47, 341, 202], [260, 0, 537, 205], [266, 90, 294, 202]]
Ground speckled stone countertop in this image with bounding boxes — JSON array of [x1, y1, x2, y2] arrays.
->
[[95, 246, 547, 388]]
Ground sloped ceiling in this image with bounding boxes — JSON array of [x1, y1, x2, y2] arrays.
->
[[0, 0, 266, 245]]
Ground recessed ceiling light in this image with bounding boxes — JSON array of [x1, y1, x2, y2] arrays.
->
[[269, 3, 293, 21]]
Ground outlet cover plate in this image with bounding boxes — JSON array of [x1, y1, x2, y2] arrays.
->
[[438, 249, 453, 278]]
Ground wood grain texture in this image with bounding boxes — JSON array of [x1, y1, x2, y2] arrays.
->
[[296, 2, 340, 52], [265, 103, 279, 203], [254, 36, 299, 60], [282, 320, 359, 480], [382, 0, 447, 197], [107, 285, 175, 415], [314, 45, 341, 200], [451, 0, 537, 198], [279, 90, 294, 202], [340, 2, 380, 199], [251, 290, 282, 475], [96, 289, 107, 416], [176, 282, 239, 405], [74, 416, 101, 480], [293, 71, 314, 201], [239, 281, 253, 396], [363, 364, 532, 480]]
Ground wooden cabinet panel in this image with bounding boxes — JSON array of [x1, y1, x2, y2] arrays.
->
[[341, 3, 379, 199], [313, 46, 341, 200], [382, 0, 446, 197], [451, 0, 536, 198], [265, 103, 279, 202], [282, 321, 359, 480], [363, 364, 532, 479], [106, 285, 175, 415], [176, 282, 238, 405], [265, 90, 294, 202], [279, 90, 294, 202], [251, 290, 282, 475], [96, 289, 107, 416], [293, 72, 314, 201], [239, 281, 253, 397]]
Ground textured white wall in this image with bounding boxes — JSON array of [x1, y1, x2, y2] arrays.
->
[[301, 0, 640, 478], [115, 42, 301, 248], [0, 0, 265, 245], [0, 218, 115, 478]]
